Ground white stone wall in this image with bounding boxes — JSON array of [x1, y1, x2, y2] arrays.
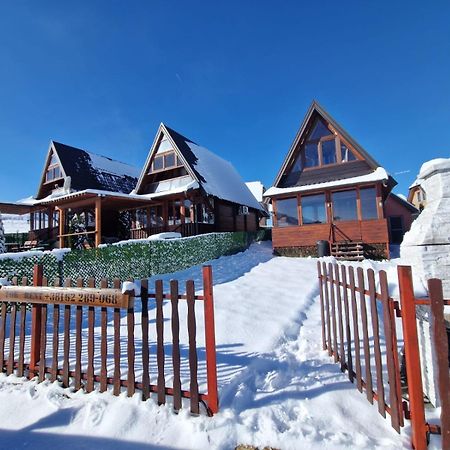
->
[[400, 158, 450, 407]]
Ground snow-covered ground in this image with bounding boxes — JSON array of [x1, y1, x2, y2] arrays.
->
[[0, 242, 423, 449], [1, 213, 30, 234]]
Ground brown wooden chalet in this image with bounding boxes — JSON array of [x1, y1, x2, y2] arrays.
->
[[264, 101, 416, 259], [29, 140, 146, 248], [129, 123, 264, 239]]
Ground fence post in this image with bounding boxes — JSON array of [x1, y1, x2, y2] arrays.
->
[[428, 278, 450, 449], [397, 266, 427, 450], [202, 265, 219, 415], [30, 264, 43, 379]]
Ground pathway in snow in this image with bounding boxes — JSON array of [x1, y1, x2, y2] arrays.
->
[[0, 242, 410, 449]]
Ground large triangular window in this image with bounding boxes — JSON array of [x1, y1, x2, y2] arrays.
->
[[308, 119, 333, 140], [45, 151, 63, 182]]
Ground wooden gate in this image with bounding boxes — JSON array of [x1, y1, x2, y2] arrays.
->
[[0, 264, 219, 416], [318, 262, 449, 450]]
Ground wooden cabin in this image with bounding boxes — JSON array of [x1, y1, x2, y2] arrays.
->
[[264, 101, 416, 259], [29, 141, 146, 248], [130, 124, 265, 238]]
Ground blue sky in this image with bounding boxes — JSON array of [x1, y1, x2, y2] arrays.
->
[[0, 1, 449, 201]]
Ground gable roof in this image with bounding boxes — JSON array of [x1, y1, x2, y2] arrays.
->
[[388, 192, 419, 213], [135, 124, 264, 211], [271, 100, 394, 191], [36, 141, 140, 199]]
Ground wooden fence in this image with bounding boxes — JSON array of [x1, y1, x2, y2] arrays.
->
[[318, 262, 449, 450], [0, 264, 219, 416]]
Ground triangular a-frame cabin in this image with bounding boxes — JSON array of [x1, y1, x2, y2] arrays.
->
[[130, 123, 264, 237], [264, 101, 415, 259]]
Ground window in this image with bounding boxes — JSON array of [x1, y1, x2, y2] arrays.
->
[[304, 143, 319, 168], [168, 200, 182, 225], [321, 140, 337, 165], [150, 205, 163, 227], [49, 153, 59, 166], [195, 203, 214, 224], [150, 151, 181, 172], [332, 190, 357, 221], [309, 120, 333, 140], [153, 156, 163, 171], [158, 138, 172, 153], [360, 187, 378, 219], [276, 197, 299, 226], [184, 199, 192, 224], [46, 165, 62, 182], [389, 216, 404, 244], [301, 194, 326, 224], [341, 143, 357, 162], [164, 152, 175, 168]]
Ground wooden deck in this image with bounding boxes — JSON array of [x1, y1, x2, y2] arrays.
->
[[272, 219, 389, 248]]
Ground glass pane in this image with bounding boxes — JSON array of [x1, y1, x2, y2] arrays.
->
[[54, 166, 61, 179], [309, 119, 332, 140], [176, 155, 183, 166], [158, 138, 172, 153], [332, 190, 357, 221], [301, 194, 326, 224], [276, 197, 299, 227], [164, 152, 175, 168], [50, 153, 58, 166], [304, 143, 319, 168], [341, 143, 357, 162], [184, 199, 192, 223], [360, 187, 378, 219], [321, 140, 337, 165], [153, 156, 163, 171]]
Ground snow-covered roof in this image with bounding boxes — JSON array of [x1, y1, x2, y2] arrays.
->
[[138, 125, 264, 211], [408, 157, 450, 189], [38, 142, 140, 198], [245, 181, 265, 203], [264, 167, 389, 197]]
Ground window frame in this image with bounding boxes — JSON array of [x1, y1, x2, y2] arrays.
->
[[299, 192, 327, 226], [287, 127, 361, 175], [149, 150, 183, 173], [274, 196, 300, 227]]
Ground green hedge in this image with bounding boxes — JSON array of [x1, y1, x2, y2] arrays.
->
[[0, 253, 60, 285], [0, 232, 251, 286]]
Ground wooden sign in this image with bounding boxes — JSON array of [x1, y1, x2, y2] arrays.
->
[[0, 286, 133, 309]]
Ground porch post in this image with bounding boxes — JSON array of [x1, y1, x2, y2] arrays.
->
[[58, 207, 65, 248], [95, 196, 102, 247]]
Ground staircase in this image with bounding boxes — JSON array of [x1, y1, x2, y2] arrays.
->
[[330, 241, 364, 261]]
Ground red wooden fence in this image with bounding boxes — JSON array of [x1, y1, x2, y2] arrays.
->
[[318, 262, 450, 450], [0, 264, 219, 416]]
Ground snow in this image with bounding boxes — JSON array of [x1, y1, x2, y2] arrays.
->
[[245, 181, 265, 203], [264, 167, 389, 197], [418, 157, 450, 179], [87, 152, 141, 179], [1, 214, 30, 233], [0, 247, 70, 262], [0, 242, 426, 449], [147, 232, 181, 240], [184, 141, 264, 211], [409, 157, 450, 189]]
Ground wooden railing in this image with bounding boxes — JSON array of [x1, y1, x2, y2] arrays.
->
[[0, 264, 219, 416], [130, 223, 215, 240], [318, 262, 450, 449]]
